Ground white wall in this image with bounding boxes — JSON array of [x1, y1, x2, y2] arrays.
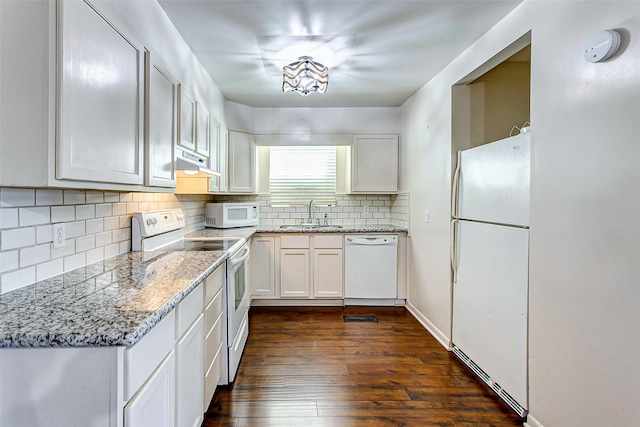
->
[[400, 1, 640, 426], [254, 107, 400, 134], [224, 103, 401, 134]]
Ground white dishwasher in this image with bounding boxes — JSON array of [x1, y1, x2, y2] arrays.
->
[[344, 234, 398, 306]]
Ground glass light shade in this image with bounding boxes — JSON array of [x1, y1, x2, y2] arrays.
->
[[282, 56, 328, 96]]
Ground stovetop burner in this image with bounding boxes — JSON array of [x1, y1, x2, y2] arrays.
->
[[179, 239, 243, 252]]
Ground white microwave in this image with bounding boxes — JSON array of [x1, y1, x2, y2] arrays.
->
[[205, 202, 259, 228]]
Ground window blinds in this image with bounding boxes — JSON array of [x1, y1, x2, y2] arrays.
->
[[269, 146, 336, 206]]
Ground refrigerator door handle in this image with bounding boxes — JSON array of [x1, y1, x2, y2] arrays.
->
[[450, 219, 458, 284], [451, 151, 461, 218]]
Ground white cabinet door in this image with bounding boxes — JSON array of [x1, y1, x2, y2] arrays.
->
[[250, 237, 276, 297], [195, 102, 210, 158], [209, 116, 220, 173], [57, 0, 144, 185], [217, 125, 229, 192], [280, 249, 310, 298], [209, 124, 228, 192], [228, 131, 255, 193], [125, 351, 176, 427], [178, 84, 196, 152], [176, 315, 205, 427], [145, 50, 177, 188], [313, 249, 344, 298], [351, 134, 398, 193]]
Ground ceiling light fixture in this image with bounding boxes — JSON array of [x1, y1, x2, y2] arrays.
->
[[282, 56, 328, 96]]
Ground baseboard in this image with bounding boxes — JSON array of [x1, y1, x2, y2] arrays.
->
[[405, 301, 451, 350], [524, 414, 543, 427], [344, 298, 404, 306], [250, 299, 344, 307]]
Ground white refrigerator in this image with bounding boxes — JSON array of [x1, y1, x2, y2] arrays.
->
[[451, 131, 530, 417]]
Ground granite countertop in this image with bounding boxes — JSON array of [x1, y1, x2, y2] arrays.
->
[[0, 250, 226, 349], [185, 224, 407, 235], [254, 224, 408, 233], [185, 227, 258, 240]]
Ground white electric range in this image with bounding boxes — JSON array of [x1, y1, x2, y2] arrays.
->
[[131, 209, 250, 385]]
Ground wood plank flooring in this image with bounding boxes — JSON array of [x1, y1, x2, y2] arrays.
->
[[204, 306, 524, 427]]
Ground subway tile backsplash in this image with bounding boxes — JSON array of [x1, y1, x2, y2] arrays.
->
[[0, 188, 217, 293], [0, 187, 408, 294]]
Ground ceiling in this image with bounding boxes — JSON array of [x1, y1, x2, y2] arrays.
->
[[157, 0, 524, 108]]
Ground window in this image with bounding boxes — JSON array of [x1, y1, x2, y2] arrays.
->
[[269, 146, 336, 206]]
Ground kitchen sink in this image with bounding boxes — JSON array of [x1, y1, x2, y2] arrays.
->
[[279, 224, 344, 230]]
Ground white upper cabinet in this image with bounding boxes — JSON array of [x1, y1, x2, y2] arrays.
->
[[178, 84, 197, 152], [350, 134, 399, 193], [145, 50, 177, 188], [228, 130, 256, 193], [209, 116, 220, 173], [57, 0, 144, 185], [195, 102, 211, 158], [216, 123, 229, 192]]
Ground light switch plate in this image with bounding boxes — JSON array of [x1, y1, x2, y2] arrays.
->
[[363, 206, 370, 215], [424, 210, 430, 223]]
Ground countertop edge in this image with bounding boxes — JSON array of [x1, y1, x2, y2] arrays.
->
[[0, 254, 228, 349]]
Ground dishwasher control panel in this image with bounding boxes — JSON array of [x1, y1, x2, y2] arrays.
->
[[345, 235, 398, 246]]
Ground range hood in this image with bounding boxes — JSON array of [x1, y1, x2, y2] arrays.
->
[[176, 150, 220, 176]]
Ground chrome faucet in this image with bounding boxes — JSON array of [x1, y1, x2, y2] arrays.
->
[[306, 199, 316, 224]]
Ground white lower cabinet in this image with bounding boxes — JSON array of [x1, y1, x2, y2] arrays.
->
[[279, 235, 344, 300], [174, 281, 205, 427], [280, 249, 311, 298], [203, 265, 225, 410], [176, 315, 205, 427], [313, 235, 344, 298], [250, 236, 276, 297], [0, 268, 227, 427], [125, 351, 176, 427], [313, 249, 344, 298]]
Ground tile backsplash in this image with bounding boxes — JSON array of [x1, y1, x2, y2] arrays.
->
[[256, 194, 409, 227], [0, 187, 408, 293]]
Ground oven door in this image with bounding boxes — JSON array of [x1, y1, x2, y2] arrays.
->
[[226, 242, 250, 381]]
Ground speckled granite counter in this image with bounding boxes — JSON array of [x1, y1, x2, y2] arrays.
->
[[185, 224, 407, 236], [184, 224, 406, 238], [185, 227, 258, 240], [0, 250, 226, 348], [254, 224, 408, 233]]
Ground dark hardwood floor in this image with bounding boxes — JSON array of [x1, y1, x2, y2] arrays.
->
[[204, 306, 524, 427]]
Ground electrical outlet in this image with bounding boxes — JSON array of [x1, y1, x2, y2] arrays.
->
[[363, 206, 370, 215], [424, 210, 430, 223], [53, 223, 65, 249]]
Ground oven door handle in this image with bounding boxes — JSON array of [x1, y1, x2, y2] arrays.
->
[[230, 246, 250, 267]]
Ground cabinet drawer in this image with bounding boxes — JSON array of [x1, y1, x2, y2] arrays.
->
[[176, 284, 203, 339], [204, 342, 224, 410], [205, 287, 224, 333], [124, 310, 175, 400], [280, 235, 310, 249], [313, 235, 343, 249], [205, 265, 224, 305], [205, 311, 224, 367]]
